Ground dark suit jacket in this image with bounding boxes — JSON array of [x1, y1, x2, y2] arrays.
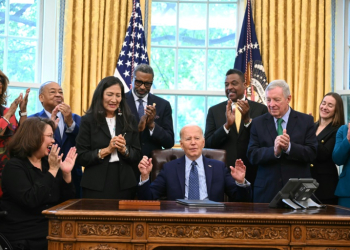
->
[[75, 113, 141, 192], [125, 91, 174, 157], [247, 109, 317, 203], [30, 110, 82, 198], [204, 100, 267, 187], [137, 155, 252, 202], [310, 122, 340, 203], [333, 125, 350, 200]]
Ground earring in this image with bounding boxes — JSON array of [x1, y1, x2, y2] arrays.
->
[[117, 107, 122, 116]]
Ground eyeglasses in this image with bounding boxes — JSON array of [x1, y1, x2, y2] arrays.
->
[[134, 79, 153, 88], [44, 134, 54, 139]]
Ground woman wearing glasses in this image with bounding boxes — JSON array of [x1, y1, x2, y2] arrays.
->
[[76, 76, 141, 199], [0, 70, 30, 197], [0, 117, 77, 250]]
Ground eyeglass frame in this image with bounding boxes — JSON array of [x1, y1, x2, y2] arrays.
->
[[134, 78, 153, 88]]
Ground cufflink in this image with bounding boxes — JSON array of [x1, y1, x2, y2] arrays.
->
[[208, 165, 212, 168]]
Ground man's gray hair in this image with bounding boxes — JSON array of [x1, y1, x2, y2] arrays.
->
[[265, 79, 291, 98], [39, 81, 56, 95], [133, 64, 154, 77], [179, 124, 204, 140]]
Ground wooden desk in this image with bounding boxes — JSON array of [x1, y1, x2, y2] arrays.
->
[[43, 199, 350, 250]]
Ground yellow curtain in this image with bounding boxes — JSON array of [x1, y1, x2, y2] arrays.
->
[[61, 0, 151, 116], [253, 0, 332, 118]]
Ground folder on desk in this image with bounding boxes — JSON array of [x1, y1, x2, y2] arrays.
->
[[176, 199, 225, 207]]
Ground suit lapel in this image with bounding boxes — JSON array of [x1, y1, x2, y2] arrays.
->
[[203, 156, 212, 198], [40, 109, 62, 145], [266, 113, 278, 142], [286, 109, 297, 135], [177, 156, 186, 198], [126, 91, 140, 123], [316, 122, 338, 140], [100, 119, 112, 139]]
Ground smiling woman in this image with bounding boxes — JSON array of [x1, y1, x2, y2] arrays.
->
[[76, 76, 141, 200], [0, 117, 77, 250]]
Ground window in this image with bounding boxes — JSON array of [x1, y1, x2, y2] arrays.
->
[[151, 0, 242, 142], [0, 0, 58, 119]]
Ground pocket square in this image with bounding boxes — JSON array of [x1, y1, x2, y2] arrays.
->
[[155, 115, 160, 119]]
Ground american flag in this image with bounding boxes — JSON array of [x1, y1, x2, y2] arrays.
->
[[234, 0, 267, 104], [114, 0, 149, 91]]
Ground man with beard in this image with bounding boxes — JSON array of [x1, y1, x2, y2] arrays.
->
[[205, 69, 267, 190], [125, 64, 174, 158]]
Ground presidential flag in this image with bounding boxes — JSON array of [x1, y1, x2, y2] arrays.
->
[[234, 0, 267, 104], [114, 0, 149, 91]]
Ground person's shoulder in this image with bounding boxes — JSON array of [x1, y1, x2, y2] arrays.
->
[[80, 112, 94, 122], [291, 109, 313, 121], [28, 109, 44, 117], [149, 93, 170, 105], [72, 112, 81, 118], [208, 100, 227, 110], [253, 111, 270, 122], [248, 100, 267, 109], [5, 156, 27, 168]]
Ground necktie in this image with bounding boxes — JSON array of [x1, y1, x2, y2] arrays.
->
[[137, 99, 144, 118], [188, 161, 200, 200], [233, 103, 241, 133], [277, 118, 283, 135]]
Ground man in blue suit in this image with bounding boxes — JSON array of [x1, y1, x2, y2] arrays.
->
[[30, 81, 82, 198], [137, 124, 252, 202], [125, 64, 174, 158], [247, 80, 317, 203]]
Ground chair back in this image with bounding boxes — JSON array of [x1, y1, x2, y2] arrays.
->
[[150, 148, 226, 182]]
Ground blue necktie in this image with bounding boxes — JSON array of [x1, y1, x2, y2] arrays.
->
[[137, 99, 144, 118], [188, 161, 200, 200]]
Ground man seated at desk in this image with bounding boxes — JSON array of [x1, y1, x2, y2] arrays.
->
[[137, 124, 252, 202]]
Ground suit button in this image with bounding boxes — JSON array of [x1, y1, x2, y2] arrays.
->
[[310, 164, 314, 167], [321, 140, 324, 143]]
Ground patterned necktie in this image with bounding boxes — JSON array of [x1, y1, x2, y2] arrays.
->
[[188, 161, 200, 200], [233, 103, 241, 133], [277, 118, 283, 135], [137, 99, 144, 118]]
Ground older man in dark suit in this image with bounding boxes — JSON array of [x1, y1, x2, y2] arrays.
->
[[137, 124, 251, 202], [205, 69, 267, 189], [125, 64, 174, 158], [247, 80, 318, 203]]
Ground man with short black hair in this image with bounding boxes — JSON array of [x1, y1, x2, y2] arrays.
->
[[205, 69, 267, 189], [125, 64, 174, 157]]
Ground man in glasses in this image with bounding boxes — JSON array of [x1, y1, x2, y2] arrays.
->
[[125, 64, 174, 158]]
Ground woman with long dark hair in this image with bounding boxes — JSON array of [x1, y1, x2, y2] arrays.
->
[[310, 92, 345, 205], [76, 76, 141, 199]]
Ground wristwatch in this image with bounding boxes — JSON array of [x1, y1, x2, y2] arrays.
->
[[98, 149, 104, 159], [19, 110, 27, 117], [124, 146, 129, 157]]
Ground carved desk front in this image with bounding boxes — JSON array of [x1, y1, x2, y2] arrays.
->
[[43, 199, 350, 250]]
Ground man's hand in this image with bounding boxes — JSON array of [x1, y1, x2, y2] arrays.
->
[[229, 159, 246, 184], [274, 129, 290, 156], [58, 103, 73, 127], [224, 99, 235, 130], [138, 156, 153, 181], [347, 123, 350, 143], [51, 105, 60, 129], [145, 105, 156, 129], [237, 99, 250, 124]]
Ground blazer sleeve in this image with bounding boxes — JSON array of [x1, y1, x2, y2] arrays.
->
[[288, 115, 317, 163], [137, 168, 167, 200], [75, 115, 102, 167], [332, 125, 350, 165], [150, 101, 174, 149], [204, 106, 229, 148], [64, 113, 81, 137], [247, 119, 277, 165], [224, 167, 252, 202]]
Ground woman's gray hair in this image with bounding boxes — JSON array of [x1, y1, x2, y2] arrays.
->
[[265, 79, 291, 98]]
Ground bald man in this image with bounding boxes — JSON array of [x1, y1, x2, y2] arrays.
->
[[29, 81, 82, 198], [137, 124, 252, 202]]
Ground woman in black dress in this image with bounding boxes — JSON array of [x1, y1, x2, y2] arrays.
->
[[310, 92, 345, 205], [76, 76, 141, 199]]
